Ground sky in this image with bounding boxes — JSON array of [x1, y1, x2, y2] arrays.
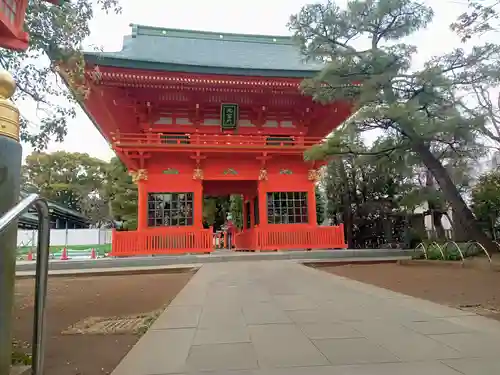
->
[[19, 0, 472, 162]]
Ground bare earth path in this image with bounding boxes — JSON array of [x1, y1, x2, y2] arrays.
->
[[13, 271, 194, 375], [111, 261, 500, 375], [321, 263, 500, 321]]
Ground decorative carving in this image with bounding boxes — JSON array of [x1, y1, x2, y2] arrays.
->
[[223, 168, 238, 175], [129, 169, 148, 183], [308, 169, 321, 182], [279, 169, 293, 175], [258, 168, 268, 181], [163, 168, 179, 175], [54, 59, 91, 101], [193, 168, 204, 180], [81, 86, 91, 100], [89, 65, 102, 83]]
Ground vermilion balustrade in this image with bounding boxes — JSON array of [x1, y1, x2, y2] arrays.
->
[[111, 226, 213, 256], [111, 224, 346, 256], [235, 224, 346, 251], [111, 132, 324, 152]]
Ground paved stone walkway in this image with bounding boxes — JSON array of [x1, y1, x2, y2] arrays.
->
[[112, 261, 500, 375]]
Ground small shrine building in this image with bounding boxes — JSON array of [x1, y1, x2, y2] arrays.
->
[[71, 25, 353, 254]]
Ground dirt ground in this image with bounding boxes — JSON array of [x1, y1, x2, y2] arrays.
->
[[318, 263, 500, 320], [12, 270, 195, 375]]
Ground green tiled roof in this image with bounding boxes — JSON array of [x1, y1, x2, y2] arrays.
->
[[84, 24, 324, 77]]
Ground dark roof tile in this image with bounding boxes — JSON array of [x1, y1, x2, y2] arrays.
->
[[85, 24, 323, 76]]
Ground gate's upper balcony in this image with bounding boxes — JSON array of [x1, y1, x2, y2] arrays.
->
[[111, 133, 324, 155]]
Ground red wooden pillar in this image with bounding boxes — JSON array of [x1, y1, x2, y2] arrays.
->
[[137, 180, 148, 230], [242, 196, 248, 230], [308, 182, 317, 225], [194, 181, 203, 228], [257, 182, 267, 226], [249, 196, 255, 228]]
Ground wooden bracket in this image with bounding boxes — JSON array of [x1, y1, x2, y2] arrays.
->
[[257, 153, 271, 181], [190, 152, 206, 180]]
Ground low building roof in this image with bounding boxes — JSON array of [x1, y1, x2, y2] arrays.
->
[[84, 24, 324, 77], [19, 190, 90, 224]]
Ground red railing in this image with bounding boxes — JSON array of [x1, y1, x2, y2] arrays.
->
[[235, 224, 346, 251], [234, 228, 258, 249], [111, 132, 324, 152], [111, 227, 213, 256], [111, 225, 346, 255]]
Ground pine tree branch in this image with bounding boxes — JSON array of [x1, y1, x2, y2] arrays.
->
[[305, 141, 408, 161]]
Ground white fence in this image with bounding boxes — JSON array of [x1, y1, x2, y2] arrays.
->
[[17, 228, 112, 247]]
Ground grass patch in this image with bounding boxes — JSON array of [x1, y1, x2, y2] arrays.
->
[[17, 244, 111, 256], [12, 340, 32, 366]]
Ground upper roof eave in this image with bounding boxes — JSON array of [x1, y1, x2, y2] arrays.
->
[[83, 53, 321, 78], [130, 24, 298, 44]]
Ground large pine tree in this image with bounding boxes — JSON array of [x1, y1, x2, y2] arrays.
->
[[290, 0, 499, 253]]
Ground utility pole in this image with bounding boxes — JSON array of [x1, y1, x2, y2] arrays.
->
[[0, 70, 22, 374]]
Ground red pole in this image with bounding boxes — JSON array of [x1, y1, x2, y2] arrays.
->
[[339, 223, 346, 248]]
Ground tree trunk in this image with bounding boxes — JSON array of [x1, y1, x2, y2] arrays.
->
[[432, 210, 446, 240], [412, 141, 497, 254], [450, 209, 471, 242], [338, 159, 354, 248], [424, 169, 447, 240]]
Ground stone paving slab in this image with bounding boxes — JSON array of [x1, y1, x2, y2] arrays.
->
[[15, 257, 409, 278], [15, 264, 201, 278], [16, 249, 414, 273], [111, 260, 500, 375], [9, 366, 29, 375]]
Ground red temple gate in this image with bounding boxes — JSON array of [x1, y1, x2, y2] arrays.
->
[[63, 25, 352, 255]]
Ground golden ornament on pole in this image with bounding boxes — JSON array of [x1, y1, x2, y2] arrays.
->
[[0, 70, 19, 142]]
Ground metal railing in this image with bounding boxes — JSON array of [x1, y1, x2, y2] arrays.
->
[[415, 240, 492, 263], [0, 193, 50, 375]]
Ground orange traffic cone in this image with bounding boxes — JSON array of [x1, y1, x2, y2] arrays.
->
[[27, 249, 34, 261], [60, 247, 69, 260], [90, 248, 97, 259]]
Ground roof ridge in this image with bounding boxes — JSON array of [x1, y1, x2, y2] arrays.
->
[[129, 24, 295, 45]]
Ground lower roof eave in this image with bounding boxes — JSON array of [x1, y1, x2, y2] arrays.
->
[[84, 54, 320, 78], [56, 67, 116, 156]]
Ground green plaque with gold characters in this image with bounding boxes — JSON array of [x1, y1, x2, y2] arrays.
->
[[220, 103, 239, 130]]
